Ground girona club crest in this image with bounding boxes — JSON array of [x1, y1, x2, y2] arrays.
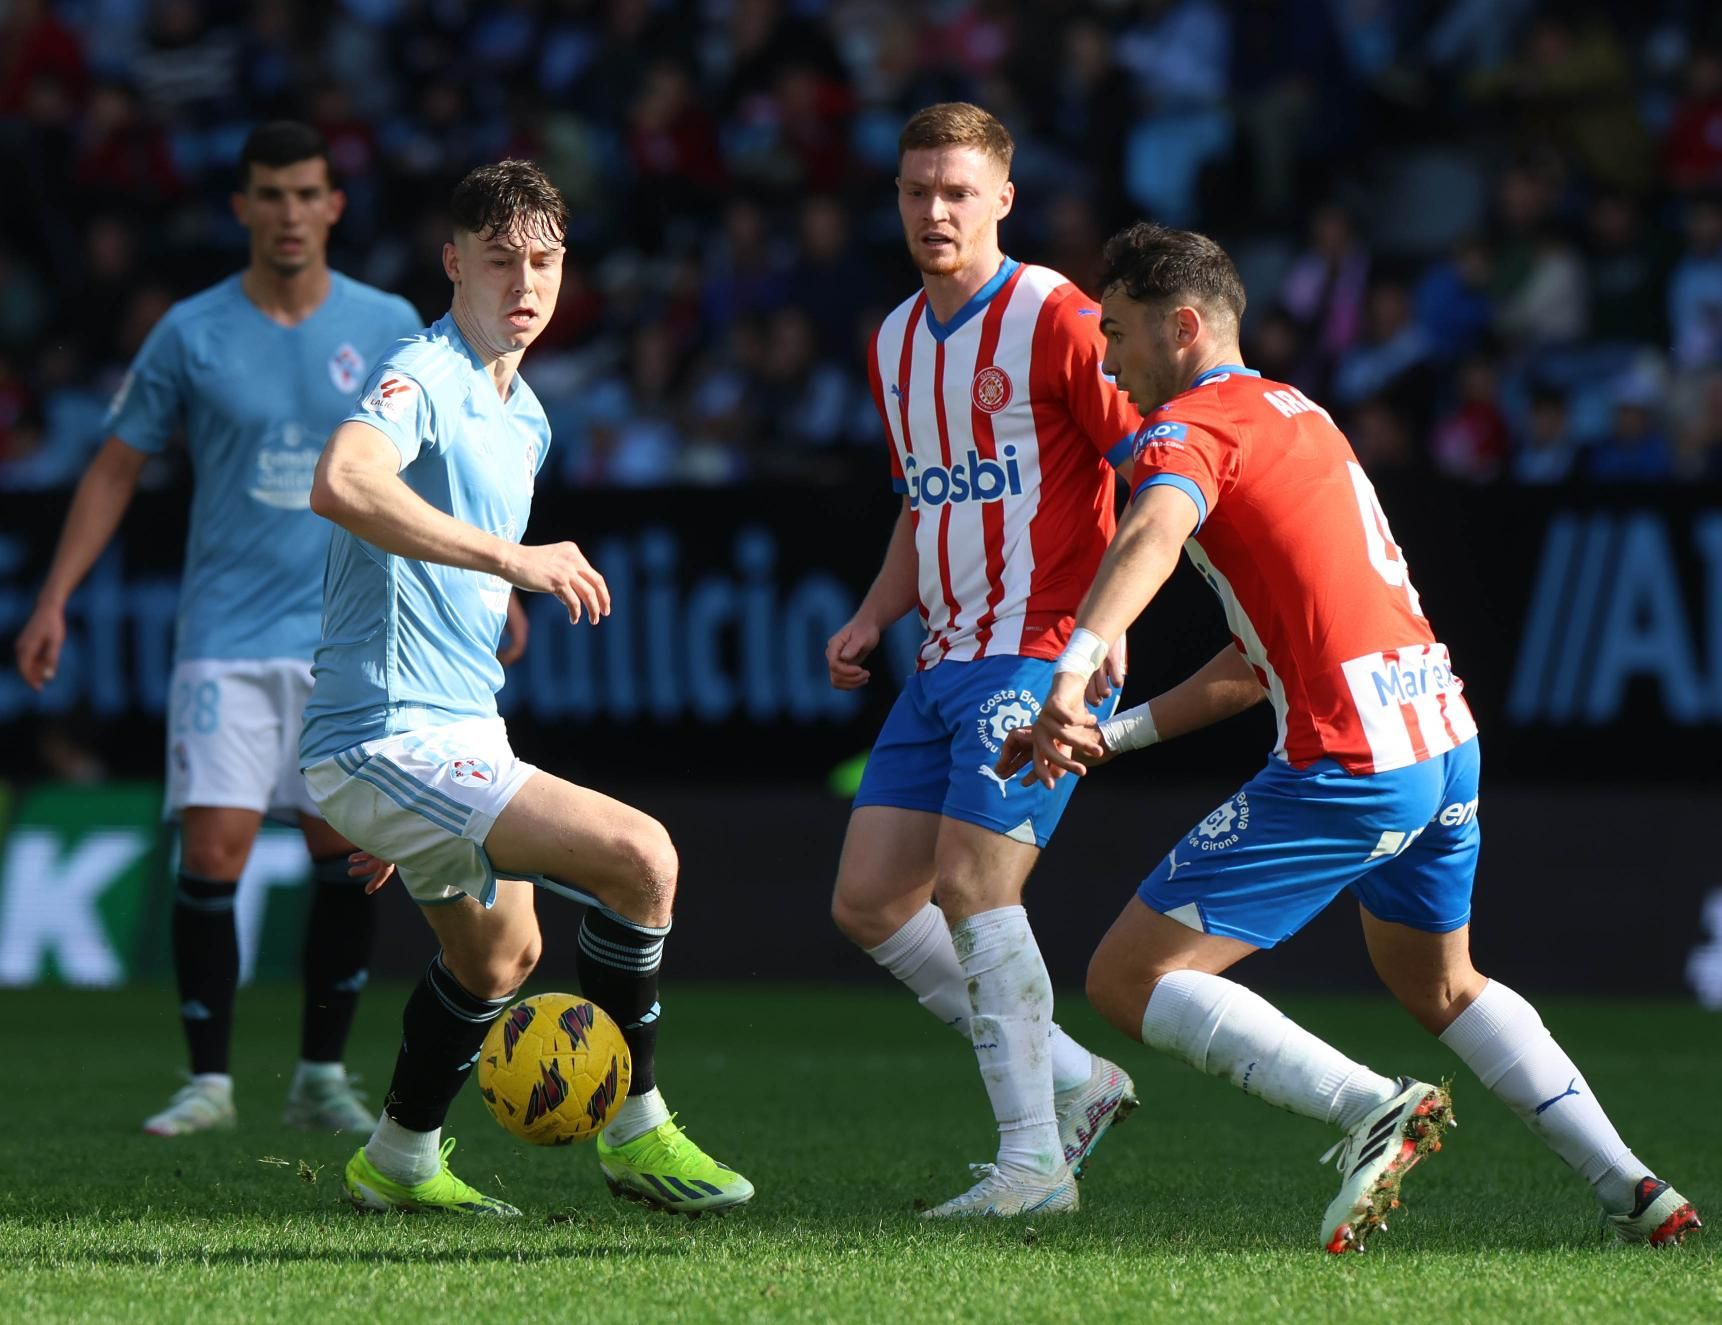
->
[[971, 366, 1012, 414]]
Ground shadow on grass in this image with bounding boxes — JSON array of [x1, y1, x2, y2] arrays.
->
[[24, 1243, 700, 1268]]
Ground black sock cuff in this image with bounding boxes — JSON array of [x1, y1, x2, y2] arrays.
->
[[176, 872, 238, 910], [425, 954, 512, 1023], [579, 908, 667, 974], [311, 854, 363, 887]]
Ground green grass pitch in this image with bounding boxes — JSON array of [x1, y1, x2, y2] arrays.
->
[[2, 984, 1715, 1323]]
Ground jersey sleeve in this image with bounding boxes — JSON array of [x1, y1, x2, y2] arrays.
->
[[866, 325, 907, 493], [1034, 290, 1143, 470], [1128, 409, 1239, 530], [104, 311, 185, 454], [348, 366, 434, 468]]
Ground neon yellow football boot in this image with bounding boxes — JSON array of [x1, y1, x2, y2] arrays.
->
[[596, 1115, 754, 1215], [344, 1137, 521, 1215]]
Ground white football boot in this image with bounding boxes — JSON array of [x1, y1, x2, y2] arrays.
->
[[1318, 1076, 1454, 1253], [283, 1069, 374, 1133], [1054, 1055, 1139, 1179], [1605, 1176, 1703, 1247], [142, 1077, 237, 1136], [922, 1162, 1080, 1219]]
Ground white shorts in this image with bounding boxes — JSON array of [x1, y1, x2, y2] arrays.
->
[[303, 717, 541, 906], [167, 657, 320, 821]]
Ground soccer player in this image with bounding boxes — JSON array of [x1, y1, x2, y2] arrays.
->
[[825, 103, 1144, 1218], [1006, 221, 1702, 1251], [14, 122, 422, 1137], [301, 159, 752, 1217]]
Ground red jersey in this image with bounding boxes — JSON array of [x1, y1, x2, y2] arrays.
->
[[867, 259, 1143, 668], [1131, 365, 1478, 774]]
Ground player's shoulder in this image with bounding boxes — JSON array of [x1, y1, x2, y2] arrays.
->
[[1012, 264, 1101, 333], [373, 319, 468, 394], [1160, 367, 1289, 430], [153, 274, 246, 339], [330, 272, 420, 326]]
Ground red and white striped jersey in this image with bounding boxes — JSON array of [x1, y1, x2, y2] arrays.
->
[[867, 259, 1142, 668], [1131, 365, 1478, 775]]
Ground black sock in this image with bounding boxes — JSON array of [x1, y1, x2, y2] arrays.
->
[[384, 954, 511, 1132], [576, 907, 667, 1096], [172, 872, 239, 1076], [299, 854, 378, 1064]]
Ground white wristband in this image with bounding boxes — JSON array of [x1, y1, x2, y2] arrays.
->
[[1053, 627, 1110, 681], [1098, 700, 1159, 753]]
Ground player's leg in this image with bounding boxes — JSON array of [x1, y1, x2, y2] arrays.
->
[[278, 655, 379, 1130], [282, 811, 377, 1132], [143, 803, 262, 1136], [483, 771, 753, 1213], [1093, 763, 1455, 1251], [1357, 740, 1701, 1246], [345, 882, 538, 1215]]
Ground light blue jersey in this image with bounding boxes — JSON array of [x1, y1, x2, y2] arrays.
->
[[299, 312, 551, 764], [107, 271, 421, 662]]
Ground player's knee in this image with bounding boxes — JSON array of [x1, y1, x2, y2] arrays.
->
[[830, 883, 892, 948], [616, 820, 678, 918], [1085, 951, 1139, 1039], [180, 837, 250, 881]]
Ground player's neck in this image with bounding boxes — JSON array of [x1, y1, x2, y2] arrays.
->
[[241, 263, 332, 328], [921, 248, 1008, 324], [1179, 345, 1246, 394], [449, 302, 523, 399]]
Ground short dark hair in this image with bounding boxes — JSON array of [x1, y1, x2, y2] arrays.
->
[[238, 121, 331, 189], [898, 102, 1014, 174], [1100, 221, 1247, 328], [450, 159, 568, 244]]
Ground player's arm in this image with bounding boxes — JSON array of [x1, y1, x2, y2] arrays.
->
[[311, 420, 610, 625], [826, 496, 918, 690], [14, 436, 150, 690], [1027, 484, 1201, 785]]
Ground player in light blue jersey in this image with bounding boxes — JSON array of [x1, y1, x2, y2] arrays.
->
[[15, 123, 424, 1138], [302, 160, 753, 1218]]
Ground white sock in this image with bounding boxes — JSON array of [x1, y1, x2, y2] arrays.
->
[[191, 1072, 233, 1096], [1142, 970, 1398, 1130], [1439, 980, 1645, 1211], [951, 905, 1062, 1175], [866, 902, 1094, 1092], [365, 1115, 441, 1185], [292, 1060, 344, 1092], [603, 1085, 670, 1146]]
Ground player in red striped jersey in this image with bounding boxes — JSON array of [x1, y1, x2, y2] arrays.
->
[[1005, 221, 1699, 1252], [824, 103, 1143, 1218]]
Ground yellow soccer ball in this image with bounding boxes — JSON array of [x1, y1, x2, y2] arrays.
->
[[477, 993, 631, 1145]]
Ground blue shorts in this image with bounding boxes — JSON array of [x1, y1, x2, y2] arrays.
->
[[1137, 738, 1481, 947], [853, 655, 1119, 848]]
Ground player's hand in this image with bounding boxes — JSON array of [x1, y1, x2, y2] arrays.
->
[[1087, 632, 1128, 706], [509, 542, 610, 625], [826, 614, 880, 690], [347, 850, 396, 895], [996, 722, 1114, 783], [497, 591, 529, 666], [1026, 672, 1107, 788], [14, 601, 67, 691]]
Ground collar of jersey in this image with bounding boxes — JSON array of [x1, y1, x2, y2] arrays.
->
[[923, 257, 1021, 342], [1190, 363, 1260, 388]]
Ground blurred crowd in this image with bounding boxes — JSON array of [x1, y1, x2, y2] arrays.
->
[[2, 0, 1721, 490]]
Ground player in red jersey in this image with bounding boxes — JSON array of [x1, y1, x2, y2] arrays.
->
[[824, 103, 1143, 1218], [1004, 221, 1700, 1251]]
